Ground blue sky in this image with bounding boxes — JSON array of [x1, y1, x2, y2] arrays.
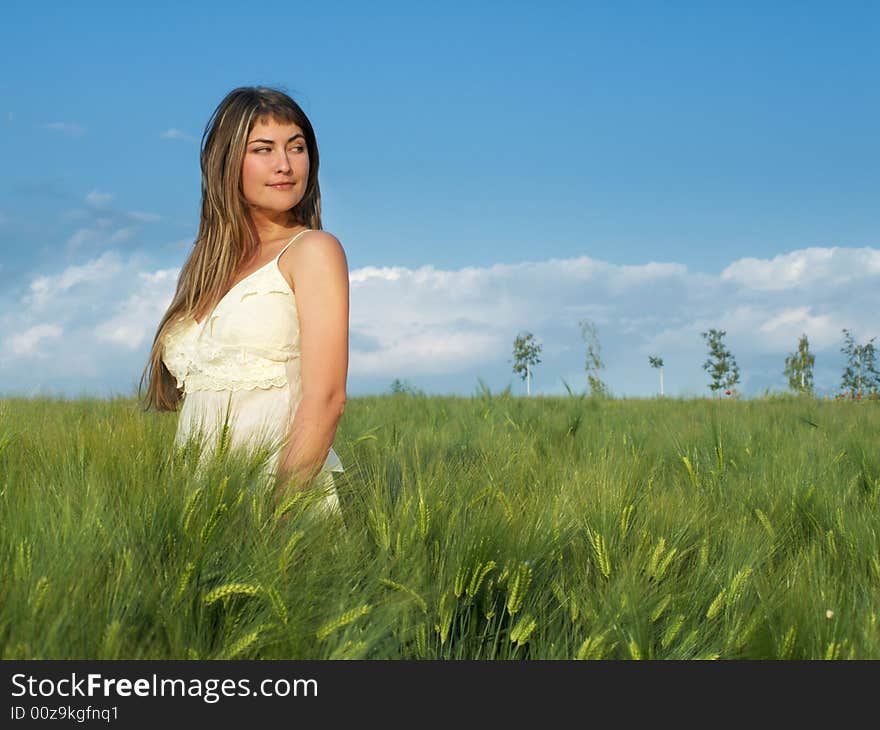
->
[[1, 1, 877, 398]]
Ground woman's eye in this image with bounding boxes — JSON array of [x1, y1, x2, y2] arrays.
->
[[253, 145, 304, 153]]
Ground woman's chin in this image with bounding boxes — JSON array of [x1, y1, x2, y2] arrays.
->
[[249, 201, 303, 217]]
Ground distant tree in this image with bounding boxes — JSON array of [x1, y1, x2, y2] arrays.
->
[[511, 332, 542, 396], [701, 328, 740, 396], [648, 355, 664, 396], [783, 334, 815, 395], [840, 328, 879, 399], [389, 378, 423, 396], [579, 319, 608, 396]]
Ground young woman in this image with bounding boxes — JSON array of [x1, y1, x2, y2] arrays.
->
[[140, 86, 349, 516]]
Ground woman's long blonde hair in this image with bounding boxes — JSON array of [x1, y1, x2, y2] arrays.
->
[[139, 86, 322, 411]]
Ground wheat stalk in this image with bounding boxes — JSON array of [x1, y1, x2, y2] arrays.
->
[[316, 604, 372, 641], [778, 625, 797, 659], [481, 578, 497, 620], [650, 595, 671, 623], [380, 578, 428, 614], [825, 529, 838, 557], [453, 563, 468, 598], [280, 529, 305, 571], [30, 576, 50, 613], [550, 578, 566, 607], [200, 502, 228, 545], [101, 620, 122, 658], [661, 614, 685, 649], [681, 455, 698, 487], [509, 614, 537, 647], [727, 566, 753, 606], [627, 636, 642, 660], [203, 582, 262, 605], [329, 640, 369, 659], [706, 588, 727, 620], [222, 625, 267, 659], [182, 486, 204, 534], [619, 504, 635, 539], [418, 486, 430, 539], [505, 562, 533, 617], [492, 487, 514, 522], [15, 538, 32, 580], [754, 508, 775, 540], [415, 624, 428, 656], [368, 508, 391, 552], [588, 531, 611, 578], [576, 631, 608, 660], [824, 641, 841, 660], [698, 537, 710, 571], [467, 560, 497, 599], [174, 561, 196, 602], [732, 612, 762, 650], [569, 591, 580, 623], [265, 585, 288, 624], [435, 592, 454, 645], [274, 490, 305, 521]]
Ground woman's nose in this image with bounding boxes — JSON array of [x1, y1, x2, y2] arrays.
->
[[275, 150, 292, 173]]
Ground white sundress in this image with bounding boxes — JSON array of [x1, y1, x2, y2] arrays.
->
[[161, 228, 343, 514]]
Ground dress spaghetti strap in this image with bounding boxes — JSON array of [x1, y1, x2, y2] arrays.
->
[[274, 228, 312, 262]]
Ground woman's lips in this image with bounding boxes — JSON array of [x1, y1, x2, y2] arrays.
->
[[269, 183, 294, 189]]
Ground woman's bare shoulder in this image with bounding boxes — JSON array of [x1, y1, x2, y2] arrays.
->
[[279, 229, 348, 290]]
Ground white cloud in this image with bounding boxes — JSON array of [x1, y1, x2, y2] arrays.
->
[[160, 128, 195, 141], [8, 324, 63, 357], [42, 122, 86, 136], [351, 325, 503, 376], [757, 307, 838, 346], [0, 245, 877, 397], [66, 222, 142, 253], [128, 211, 162, 223], [62, 196, 160, 252], [720, 247, 880, 291], [110, 227, 134, 243], [347, 247, 879, 393], [85, 190, 114, 208], [93, 269, 178, 350], [26, 250, 123, 310], [67, 228, 95, 250], [347, 256, 694, 360]]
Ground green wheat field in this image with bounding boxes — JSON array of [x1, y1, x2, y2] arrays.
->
[[1, 391, 878, 659]]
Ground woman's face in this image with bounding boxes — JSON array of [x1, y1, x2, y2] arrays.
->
[[241, 116, 310, 221]]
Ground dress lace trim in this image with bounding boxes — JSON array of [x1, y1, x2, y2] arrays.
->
[[162, 263, 299, 393]]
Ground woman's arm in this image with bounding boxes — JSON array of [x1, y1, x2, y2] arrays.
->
[[274, 231, 349, 498]]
